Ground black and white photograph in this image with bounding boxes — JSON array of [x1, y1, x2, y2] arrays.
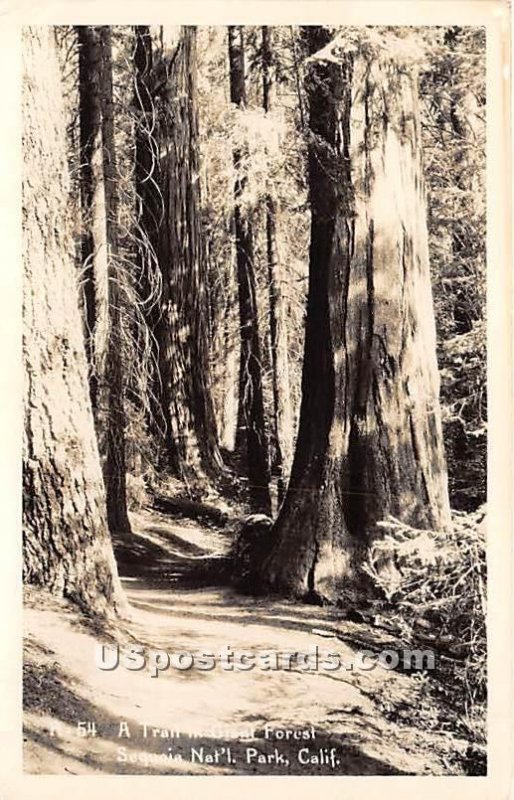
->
[[5, 3, 510, 793]]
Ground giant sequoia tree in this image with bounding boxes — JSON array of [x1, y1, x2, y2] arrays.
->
[[134, 26, 222, 480], [255, 28, 451, 599], [22, 26, 123, 613]]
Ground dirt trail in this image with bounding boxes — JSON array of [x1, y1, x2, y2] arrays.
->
[[23, 509, 468, 775]]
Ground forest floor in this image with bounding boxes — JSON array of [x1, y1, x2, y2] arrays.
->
[[23, 506, 478, 776]]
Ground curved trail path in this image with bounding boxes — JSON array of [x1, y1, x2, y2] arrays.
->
[[24, 510, 466, 775]]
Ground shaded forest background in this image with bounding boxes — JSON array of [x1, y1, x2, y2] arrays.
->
[[53, 24, 486, 513]]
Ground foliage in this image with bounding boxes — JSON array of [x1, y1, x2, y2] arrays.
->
[[364, 508, 486, 738], [197, 26, 309, 456], [419, 26, 486, 510]]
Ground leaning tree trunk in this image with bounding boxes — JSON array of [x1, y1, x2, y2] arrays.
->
[[76, 26, 131, 535], [22, 26, 123, 614], [261, 25, 294, 503], [255, 28, 451, 600], [138, 27, 222, 481], [228, 25, 272, 515]]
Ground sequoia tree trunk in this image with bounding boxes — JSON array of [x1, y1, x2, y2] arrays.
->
[[133, 25, 170, 464], [262, 25, 294, 503], [22, 26, 123, 614], [76, 25, 109, 416], [98, 27, 132, 535], [76, 25, 131, 535], [228, 25, 272, 515], [255, 28, 451, 599], [137, 27, 222, 481]]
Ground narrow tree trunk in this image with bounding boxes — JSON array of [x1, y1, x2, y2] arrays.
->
[[133, 26, 156, 245], [262, 26, 294, 503], [76, 26, 109, 416], [228, 25, 272, 515], [208, 223, 239, 452], [255, 28, 451, 600], [76, 25, 131, 534], [99, 27, 131, 534], [22, 26, 123, 614]]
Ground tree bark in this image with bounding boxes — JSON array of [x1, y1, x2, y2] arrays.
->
[[76, 26, 109, 415], [76, 26, 131, 535], [261, 26, 294, 503], [135, 27, 222, 481], [98, 27, 132, 535], [133, 25, 169, 463], [22, 26, 123, 614], [228, 25, 272, 515], [255, 28, 451, 600]]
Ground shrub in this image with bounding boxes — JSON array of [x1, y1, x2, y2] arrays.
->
[[363, 507, 486, 736]]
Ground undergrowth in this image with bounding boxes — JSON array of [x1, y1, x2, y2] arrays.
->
[[363, 507, 487, 757]]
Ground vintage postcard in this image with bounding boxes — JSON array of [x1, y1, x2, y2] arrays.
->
[[0, 1, 511, 799]]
